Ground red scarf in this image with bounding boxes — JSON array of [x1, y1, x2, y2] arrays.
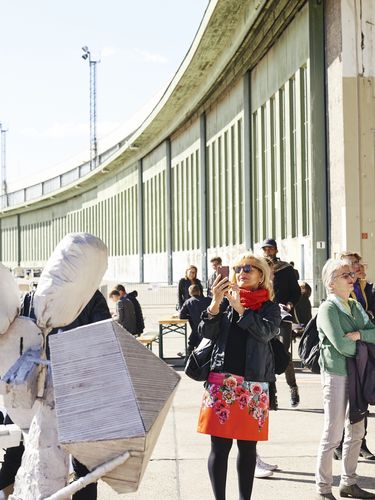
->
[[239, 288, 269, 311]]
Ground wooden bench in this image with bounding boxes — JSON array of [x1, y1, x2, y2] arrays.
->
[[137, 333, 159, 350]]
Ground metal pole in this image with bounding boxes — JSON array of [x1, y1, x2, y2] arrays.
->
[[165, 139, 173, 285], [199, 113, 208, 284], [90, 58, 98, 169], [0, 123, 8, 208], [81, 47, 100, 170], [45, 451, 130, 500], [243, 71, 253, 251]]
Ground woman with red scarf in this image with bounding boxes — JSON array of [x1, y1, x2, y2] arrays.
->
[[197, 253, 281, 500]]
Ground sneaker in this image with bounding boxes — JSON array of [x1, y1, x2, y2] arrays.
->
[[290, 385, 300, 408], [256, 455, 278, 471], [254, 464, 273, 478]]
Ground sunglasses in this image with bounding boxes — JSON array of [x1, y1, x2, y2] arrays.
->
[[334, 272, 356, 280], [233, 264, 260, 274]]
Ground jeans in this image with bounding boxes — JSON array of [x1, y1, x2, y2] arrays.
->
[[316, 371, 364, 494], [278, 321, 297, 388]]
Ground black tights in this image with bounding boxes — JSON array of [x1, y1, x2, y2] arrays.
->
[[208, 436, 257, 500]]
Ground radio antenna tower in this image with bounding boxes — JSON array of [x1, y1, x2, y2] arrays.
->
[[0, 123, 8, 208], [81, 46, 100, 170]]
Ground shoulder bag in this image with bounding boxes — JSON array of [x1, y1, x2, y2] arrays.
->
[[270, 336, 290, 375], [184, 337, 214, 381]]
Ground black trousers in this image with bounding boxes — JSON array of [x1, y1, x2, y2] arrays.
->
[[208, 436, 257, 500]]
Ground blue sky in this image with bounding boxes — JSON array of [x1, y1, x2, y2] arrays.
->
[[0, 0, 208, 186]]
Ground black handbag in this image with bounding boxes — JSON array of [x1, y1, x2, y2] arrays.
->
[[270, 336, 290, 375], [184, 338, 214, 381]]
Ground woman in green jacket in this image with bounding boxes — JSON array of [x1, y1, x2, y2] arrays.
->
[[315, 259, 375, 500]]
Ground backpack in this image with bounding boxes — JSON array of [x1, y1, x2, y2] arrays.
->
[[298, 315, 320, 373]]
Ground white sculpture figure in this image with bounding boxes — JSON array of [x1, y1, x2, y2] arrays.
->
[[2, 233, 108, 498], [0, 233, 180, 499]]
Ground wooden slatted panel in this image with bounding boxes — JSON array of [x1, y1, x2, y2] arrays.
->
[[49, 319, 180, 494], [113, 322, 180, 432], [49, 320, 145, 443]]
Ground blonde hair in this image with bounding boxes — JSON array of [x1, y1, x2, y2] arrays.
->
[[231, 252, 274, 299]]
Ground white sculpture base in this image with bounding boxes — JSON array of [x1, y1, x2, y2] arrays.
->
[[9, 373, 69, 500]]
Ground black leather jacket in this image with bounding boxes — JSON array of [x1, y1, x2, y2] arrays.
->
[[199, 300, 281, 382]]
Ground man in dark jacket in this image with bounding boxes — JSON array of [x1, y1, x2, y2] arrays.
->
[[109, 289, 137, 335], [116, 284, 145, 335], [179, 284, 212, 355], [262, 238, 301, 408]]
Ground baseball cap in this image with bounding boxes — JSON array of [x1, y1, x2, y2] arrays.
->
[[261, 238, 277, 248]]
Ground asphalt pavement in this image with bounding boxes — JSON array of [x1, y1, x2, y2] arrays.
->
[[96, 326, 375, 500], [2, 303, 375, 499]]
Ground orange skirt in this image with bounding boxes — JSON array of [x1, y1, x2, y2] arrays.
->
[[197, 372, 269, 441]]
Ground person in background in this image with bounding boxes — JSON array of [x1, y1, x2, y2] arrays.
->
[[340, 252, 375, 319], [197, 253, 280, 499], [115, 284, 145, 335], [261, 239, 301, 409], [109, 289, 137, 335], [289, 261, 300, 281], [177, 265, 204, 310], [294, 281, 312, 327], [179, 284, 212, 357], [315, 258, 375, 499], [207, 257, 222, 298], [357, 263, 375, 321]]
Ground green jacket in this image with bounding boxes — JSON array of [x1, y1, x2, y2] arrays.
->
[[317, 296, 375, 375]]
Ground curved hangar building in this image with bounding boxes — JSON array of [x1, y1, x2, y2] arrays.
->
[[1, 0, 374, 305]]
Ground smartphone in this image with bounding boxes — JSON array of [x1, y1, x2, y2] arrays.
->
[[219, 265, 230, 280]]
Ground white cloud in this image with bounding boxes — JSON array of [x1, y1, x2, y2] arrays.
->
[[96, 45, 167, 64], [100, 46, 118, 58], [19, 122, 88, 139], [134, 48, 168, 64], [19, 120, 123, 143]]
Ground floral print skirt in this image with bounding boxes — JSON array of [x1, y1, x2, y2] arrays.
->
[[197, 372, 269, 441]]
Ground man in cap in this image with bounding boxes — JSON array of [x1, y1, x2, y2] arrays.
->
[[262, 238, 301, 408]]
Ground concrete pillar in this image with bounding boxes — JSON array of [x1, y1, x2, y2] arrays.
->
[[325, 0, 375, 279]]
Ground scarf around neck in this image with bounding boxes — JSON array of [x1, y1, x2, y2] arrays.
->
[[239, 288, 269, 311]]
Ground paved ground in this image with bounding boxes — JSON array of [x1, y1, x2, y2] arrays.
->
[[2, 302, 375, 499], [97, 366, 375, 500]]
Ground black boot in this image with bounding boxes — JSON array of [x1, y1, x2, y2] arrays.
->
[[339, 484, 375, 498], [334, 446, 342, 460], [360, 440, 375, 460], [269, 382, 278, 411]]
